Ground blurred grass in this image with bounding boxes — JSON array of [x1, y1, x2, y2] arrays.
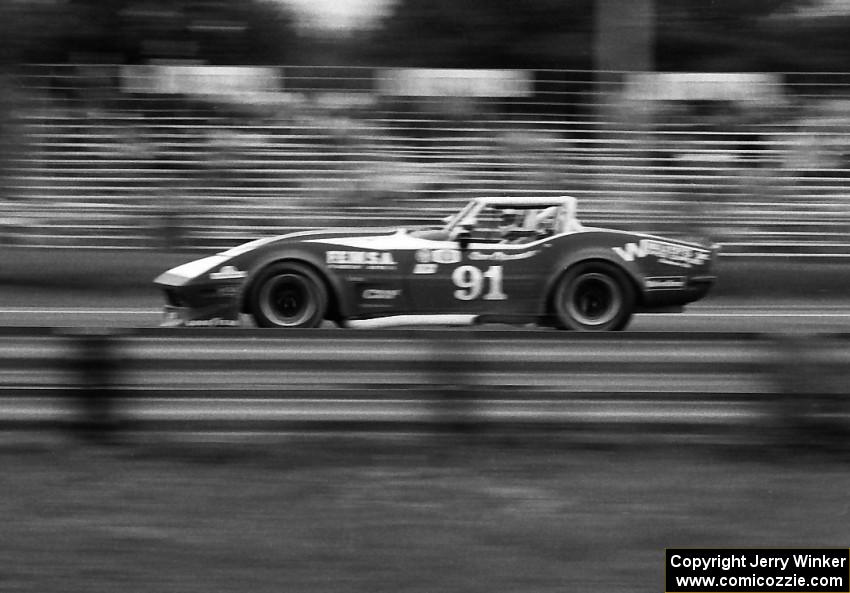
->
[[1, 437, 847, 593]]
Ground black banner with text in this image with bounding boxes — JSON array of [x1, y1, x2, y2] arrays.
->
[[666, 549, 850, 593]]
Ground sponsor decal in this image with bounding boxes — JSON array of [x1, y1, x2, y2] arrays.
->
[[415, 248, 460, 265], [185, 318, 241, 327], [413, 263, 438, 274], [217, 285, 241, 297], [362, 288, 402, 300], [431, 249, 461, 264], [645, 276, 686, 290], [209, 265, 247, 280], [468, 250, 538, 261], [326, 250, 397, 269], [613, 239, 710, 268]]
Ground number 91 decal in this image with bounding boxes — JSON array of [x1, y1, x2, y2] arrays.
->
[[452, 265, 507, 301]]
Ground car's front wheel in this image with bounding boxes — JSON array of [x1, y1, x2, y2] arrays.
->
[[249, 262, 327, 328], [553, 263, 634, 331]]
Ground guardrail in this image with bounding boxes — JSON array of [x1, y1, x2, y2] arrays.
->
[[1, 328, 848, 446]]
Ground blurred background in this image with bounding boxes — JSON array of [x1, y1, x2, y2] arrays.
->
[[1, 0, 850, 255], [4, 4, 850, 593]]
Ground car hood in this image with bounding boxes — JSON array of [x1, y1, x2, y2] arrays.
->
[[156, 227, 439, 287], [219, 227, 404, 258]]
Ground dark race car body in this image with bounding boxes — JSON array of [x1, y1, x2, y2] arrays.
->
[[155, 196, 717, 331]]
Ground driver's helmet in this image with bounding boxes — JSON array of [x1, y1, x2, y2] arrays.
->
[[500, 210, 525, 229], [534, 206, 559, 232]]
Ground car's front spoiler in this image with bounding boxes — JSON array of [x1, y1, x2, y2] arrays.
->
[[161, 305, 242, 328]]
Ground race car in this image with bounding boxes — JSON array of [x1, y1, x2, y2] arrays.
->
[[155, 196, 717, 331]]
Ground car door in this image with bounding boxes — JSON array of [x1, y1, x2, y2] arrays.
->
[[409, 209, 551, 315], [320, 236, 416, 316]]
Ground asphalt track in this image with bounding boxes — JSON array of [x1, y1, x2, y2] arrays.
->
[[0, 296, 847, 332]]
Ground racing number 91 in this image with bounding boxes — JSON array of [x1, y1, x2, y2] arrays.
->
[[452, 265, 507, 301]]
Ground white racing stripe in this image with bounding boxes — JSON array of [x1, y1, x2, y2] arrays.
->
[[307, 233, 451, 250]]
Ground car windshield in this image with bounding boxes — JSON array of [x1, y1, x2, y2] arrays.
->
[[434, 199, 581, 243], [442, 200, 478, 233]]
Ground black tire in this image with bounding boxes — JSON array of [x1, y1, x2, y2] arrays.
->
[[249, 262, 328, 328], [553, 263, 635, 331]]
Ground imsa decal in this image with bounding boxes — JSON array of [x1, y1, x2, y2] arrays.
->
[[613, 239, 709, 268], [326, 251, 397, 270]]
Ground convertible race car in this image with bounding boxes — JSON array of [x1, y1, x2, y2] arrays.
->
[[155, 196, 717, 331]]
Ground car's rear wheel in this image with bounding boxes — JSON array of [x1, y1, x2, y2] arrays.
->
[[553, 263, 634, 331], [250, 262, 327, 328]]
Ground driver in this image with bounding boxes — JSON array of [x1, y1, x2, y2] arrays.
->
[[499, 210, 537, 243]]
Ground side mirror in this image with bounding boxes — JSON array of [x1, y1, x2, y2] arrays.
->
[[454, 220, 474, 249]]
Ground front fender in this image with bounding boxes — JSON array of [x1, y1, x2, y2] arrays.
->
[[238, 248, 349, 316]]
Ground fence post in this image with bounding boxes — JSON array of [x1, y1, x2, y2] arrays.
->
[[63, 329, 124, 442], [768, 333, 850, 452], [428, 335, 480, 434]]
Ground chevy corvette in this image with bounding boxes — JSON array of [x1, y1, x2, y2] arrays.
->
[[155, 196, 717, 331]]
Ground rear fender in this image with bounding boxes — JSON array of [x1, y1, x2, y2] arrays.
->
[[540, 249, 643, 315]]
